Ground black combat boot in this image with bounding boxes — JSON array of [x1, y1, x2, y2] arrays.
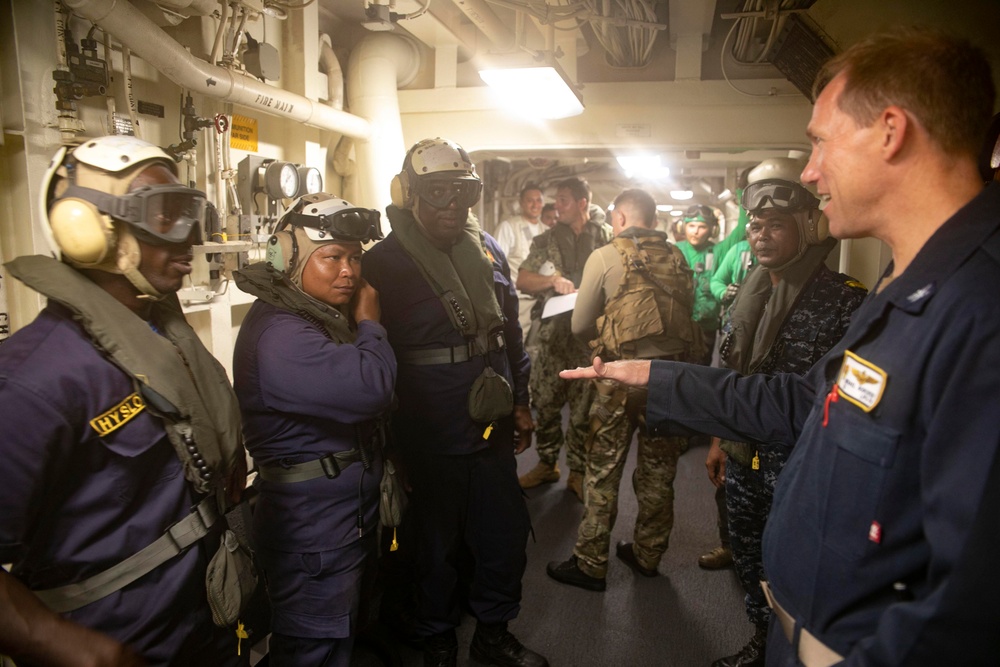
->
[[423, 629, 458, 667], [469, 621, 549, 667], [711, 625, 767, 667]]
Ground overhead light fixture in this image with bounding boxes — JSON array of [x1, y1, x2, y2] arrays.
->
[[669, 210, 683, 217], [616, 155, 670, 180], [670, 189, 694, 201], [478, 52, 584, 120], [656, 204, 674, 212]]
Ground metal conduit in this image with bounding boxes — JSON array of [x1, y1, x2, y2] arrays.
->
[[62, 0, 372, 139]]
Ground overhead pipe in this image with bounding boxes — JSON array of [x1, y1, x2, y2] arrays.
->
[[319, 33, 344, 111], [453, 0, 516, 50], [62, 0, 371, 139], [347, 33, 420, 224]]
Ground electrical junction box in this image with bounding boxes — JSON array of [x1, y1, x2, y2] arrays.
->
[[245, 41, 281, 81]]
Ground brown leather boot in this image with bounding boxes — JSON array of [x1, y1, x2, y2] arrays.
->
[[566, 470, 584, 502], [698, 546, 734, 570], [518, 461, 560, 489]]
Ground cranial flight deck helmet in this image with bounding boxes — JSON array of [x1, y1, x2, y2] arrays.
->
[[267, 192, 382, 288], [741, 157, 828, 248], [390, 137, 483, 211], [41, 135, 207, 298]]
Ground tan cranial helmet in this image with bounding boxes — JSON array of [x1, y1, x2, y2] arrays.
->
[[389, 137, 482, 211], [267, 193, 382, 288], [41, 135, 206, 299], [742, 157, 828, 248]]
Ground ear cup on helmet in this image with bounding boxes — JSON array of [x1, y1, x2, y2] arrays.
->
[[266, 230, 297, 275], [48, 197, 115, 264], [390, 169, 410, 208], [802, 209, 830, 245]]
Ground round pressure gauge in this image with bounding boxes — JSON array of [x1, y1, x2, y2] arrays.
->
[[263, 161, 300, 199], [297, 166, 323, 196]]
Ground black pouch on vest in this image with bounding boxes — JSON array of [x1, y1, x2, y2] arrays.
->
[[468, 366, 514, 423]]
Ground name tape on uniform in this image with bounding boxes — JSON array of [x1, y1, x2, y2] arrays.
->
[[836, 351, 886, 412], [90, 393, 146, 436]]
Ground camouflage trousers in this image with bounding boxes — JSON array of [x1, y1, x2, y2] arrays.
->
[[574, 380, 685, 577], [529, 320, 594, 474], [726, 444, 791, 630]]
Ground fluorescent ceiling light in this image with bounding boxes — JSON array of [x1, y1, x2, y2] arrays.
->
[[616, 155, 670, 180], [656, 204, 673, 212], [669, 210, 683, 216], [670, 189, 694, 200], [479, 56, 584, 120]]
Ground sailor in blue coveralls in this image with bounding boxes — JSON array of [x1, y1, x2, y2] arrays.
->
[[560, 28, 1000, 667], [233, 194, 396, 666], [362, 138, 547, 667], [0, 136, 247, 666]]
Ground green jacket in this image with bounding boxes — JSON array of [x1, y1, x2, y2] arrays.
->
[[710, 240, 756, 301], [676, 222, 746, 332]]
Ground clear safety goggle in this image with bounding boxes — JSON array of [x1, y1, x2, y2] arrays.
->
[[63, 183, 206, 244], [414, 177, 483, 209], [741, 179, 819, 213], [282, 207, 383, 243]]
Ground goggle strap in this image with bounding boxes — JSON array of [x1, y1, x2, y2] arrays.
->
[[282, 209, 382, 242], [60, 183, 205, 225]]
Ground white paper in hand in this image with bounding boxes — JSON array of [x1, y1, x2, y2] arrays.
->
[[541, 292, 577, 319]]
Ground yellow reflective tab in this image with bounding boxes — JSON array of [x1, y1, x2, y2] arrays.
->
[[483, 423, 494, 439], [751, 452, 760, 470], [236, 621, 248, 656]]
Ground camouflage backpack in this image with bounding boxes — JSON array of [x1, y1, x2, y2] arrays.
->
[[592, 235, 703, 360]]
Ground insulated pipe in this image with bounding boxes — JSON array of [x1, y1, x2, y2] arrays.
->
[[453, 0, 515, 50], [319, 33, 344, 111], [347, 33, 420, 224], [62, 0, 371, 139]]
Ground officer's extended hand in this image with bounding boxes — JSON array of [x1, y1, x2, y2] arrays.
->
[[352, 279, 380, 324], [559, 356, 651, 387], [513, 405, 535, 454], [705, 437, 727, 488]]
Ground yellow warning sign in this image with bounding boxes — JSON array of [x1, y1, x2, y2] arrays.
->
[[230, 114, 258, 152]]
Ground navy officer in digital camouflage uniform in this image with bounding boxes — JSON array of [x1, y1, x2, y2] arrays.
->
[[704, 158, 866, 667], [562, 27, 1000, 666], [0, 136, 247, 666]]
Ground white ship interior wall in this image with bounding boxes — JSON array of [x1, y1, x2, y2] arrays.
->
[[2, 0, 999, 373]]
